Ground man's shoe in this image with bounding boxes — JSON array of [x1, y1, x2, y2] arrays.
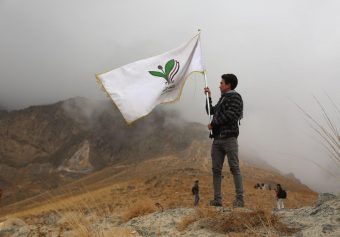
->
[[233, 199, 244, 208], [209, 200, 222, 207]]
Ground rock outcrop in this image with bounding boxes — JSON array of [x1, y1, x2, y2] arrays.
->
[[279, 193, 340, 237]]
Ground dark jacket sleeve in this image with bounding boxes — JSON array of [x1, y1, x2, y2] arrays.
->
[[205, 97, 215, 115], [211, 94, 243, 126], [192, 186, 199, 195]]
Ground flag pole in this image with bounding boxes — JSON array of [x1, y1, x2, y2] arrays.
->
[[204, 71, 212, 121], [204, 71, 213, 137], [198, 29, 213, 137]]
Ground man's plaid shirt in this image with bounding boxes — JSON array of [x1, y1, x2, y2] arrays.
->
[[206, 90, 243, 139]]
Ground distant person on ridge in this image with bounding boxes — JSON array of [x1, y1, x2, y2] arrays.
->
[[275, 183, 286, 210], [192, 180, 200, 207], [204, 74, 244, 207]]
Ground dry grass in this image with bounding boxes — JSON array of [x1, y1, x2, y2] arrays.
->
[[1, 151, 317, 219], [10, 186, 112, 219], [4, 165, 316, 222], [0, 153, 318, 236], [122, 198, 156, 221], [178, 207, 299, 236], [295, 96, 340, 168], [4, 187, 130, 237]]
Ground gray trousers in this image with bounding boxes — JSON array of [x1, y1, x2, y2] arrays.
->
[[194, 194, 200, 206], [211, 137, 244, 201]]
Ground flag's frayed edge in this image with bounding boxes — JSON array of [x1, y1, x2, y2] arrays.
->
[[95, 70, 205, 125], [95, 76, 110, 98], [95, 74, 121, 116]]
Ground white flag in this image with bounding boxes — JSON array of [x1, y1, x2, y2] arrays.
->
[[96, 34, 204, 124]]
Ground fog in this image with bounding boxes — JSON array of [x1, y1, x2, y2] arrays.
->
[[1, 0, 339, 192]]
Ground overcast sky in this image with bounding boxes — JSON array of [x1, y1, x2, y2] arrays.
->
[[1, 0, 339, 192]]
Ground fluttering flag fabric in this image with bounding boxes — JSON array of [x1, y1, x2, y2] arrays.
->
[[96, 34, 204, 124]]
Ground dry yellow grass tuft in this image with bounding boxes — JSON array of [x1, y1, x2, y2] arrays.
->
[[178, 208, 299, 236], [122, 198, 156, 221]]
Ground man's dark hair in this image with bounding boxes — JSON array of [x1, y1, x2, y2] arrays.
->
[[277, 183, 282, 190], [221, 74, 238, 90]]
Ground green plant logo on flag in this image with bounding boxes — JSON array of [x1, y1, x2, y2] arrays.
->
[[149, 59, 180, 84]]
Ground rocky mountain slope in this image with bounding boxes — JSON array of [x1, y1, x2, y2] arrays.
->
[[0, 97, 207, 205], [0, 99, 321, 236]]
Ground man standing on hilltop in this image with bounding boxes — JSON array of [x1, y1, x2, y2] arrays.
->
[[204, 74, 244, 207]]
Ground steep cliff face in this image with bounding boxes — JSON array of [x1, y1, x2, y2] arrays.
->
[[0, 97, 207, 204], [58, 140, 93, 173], [0, 102, 84, 167]]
